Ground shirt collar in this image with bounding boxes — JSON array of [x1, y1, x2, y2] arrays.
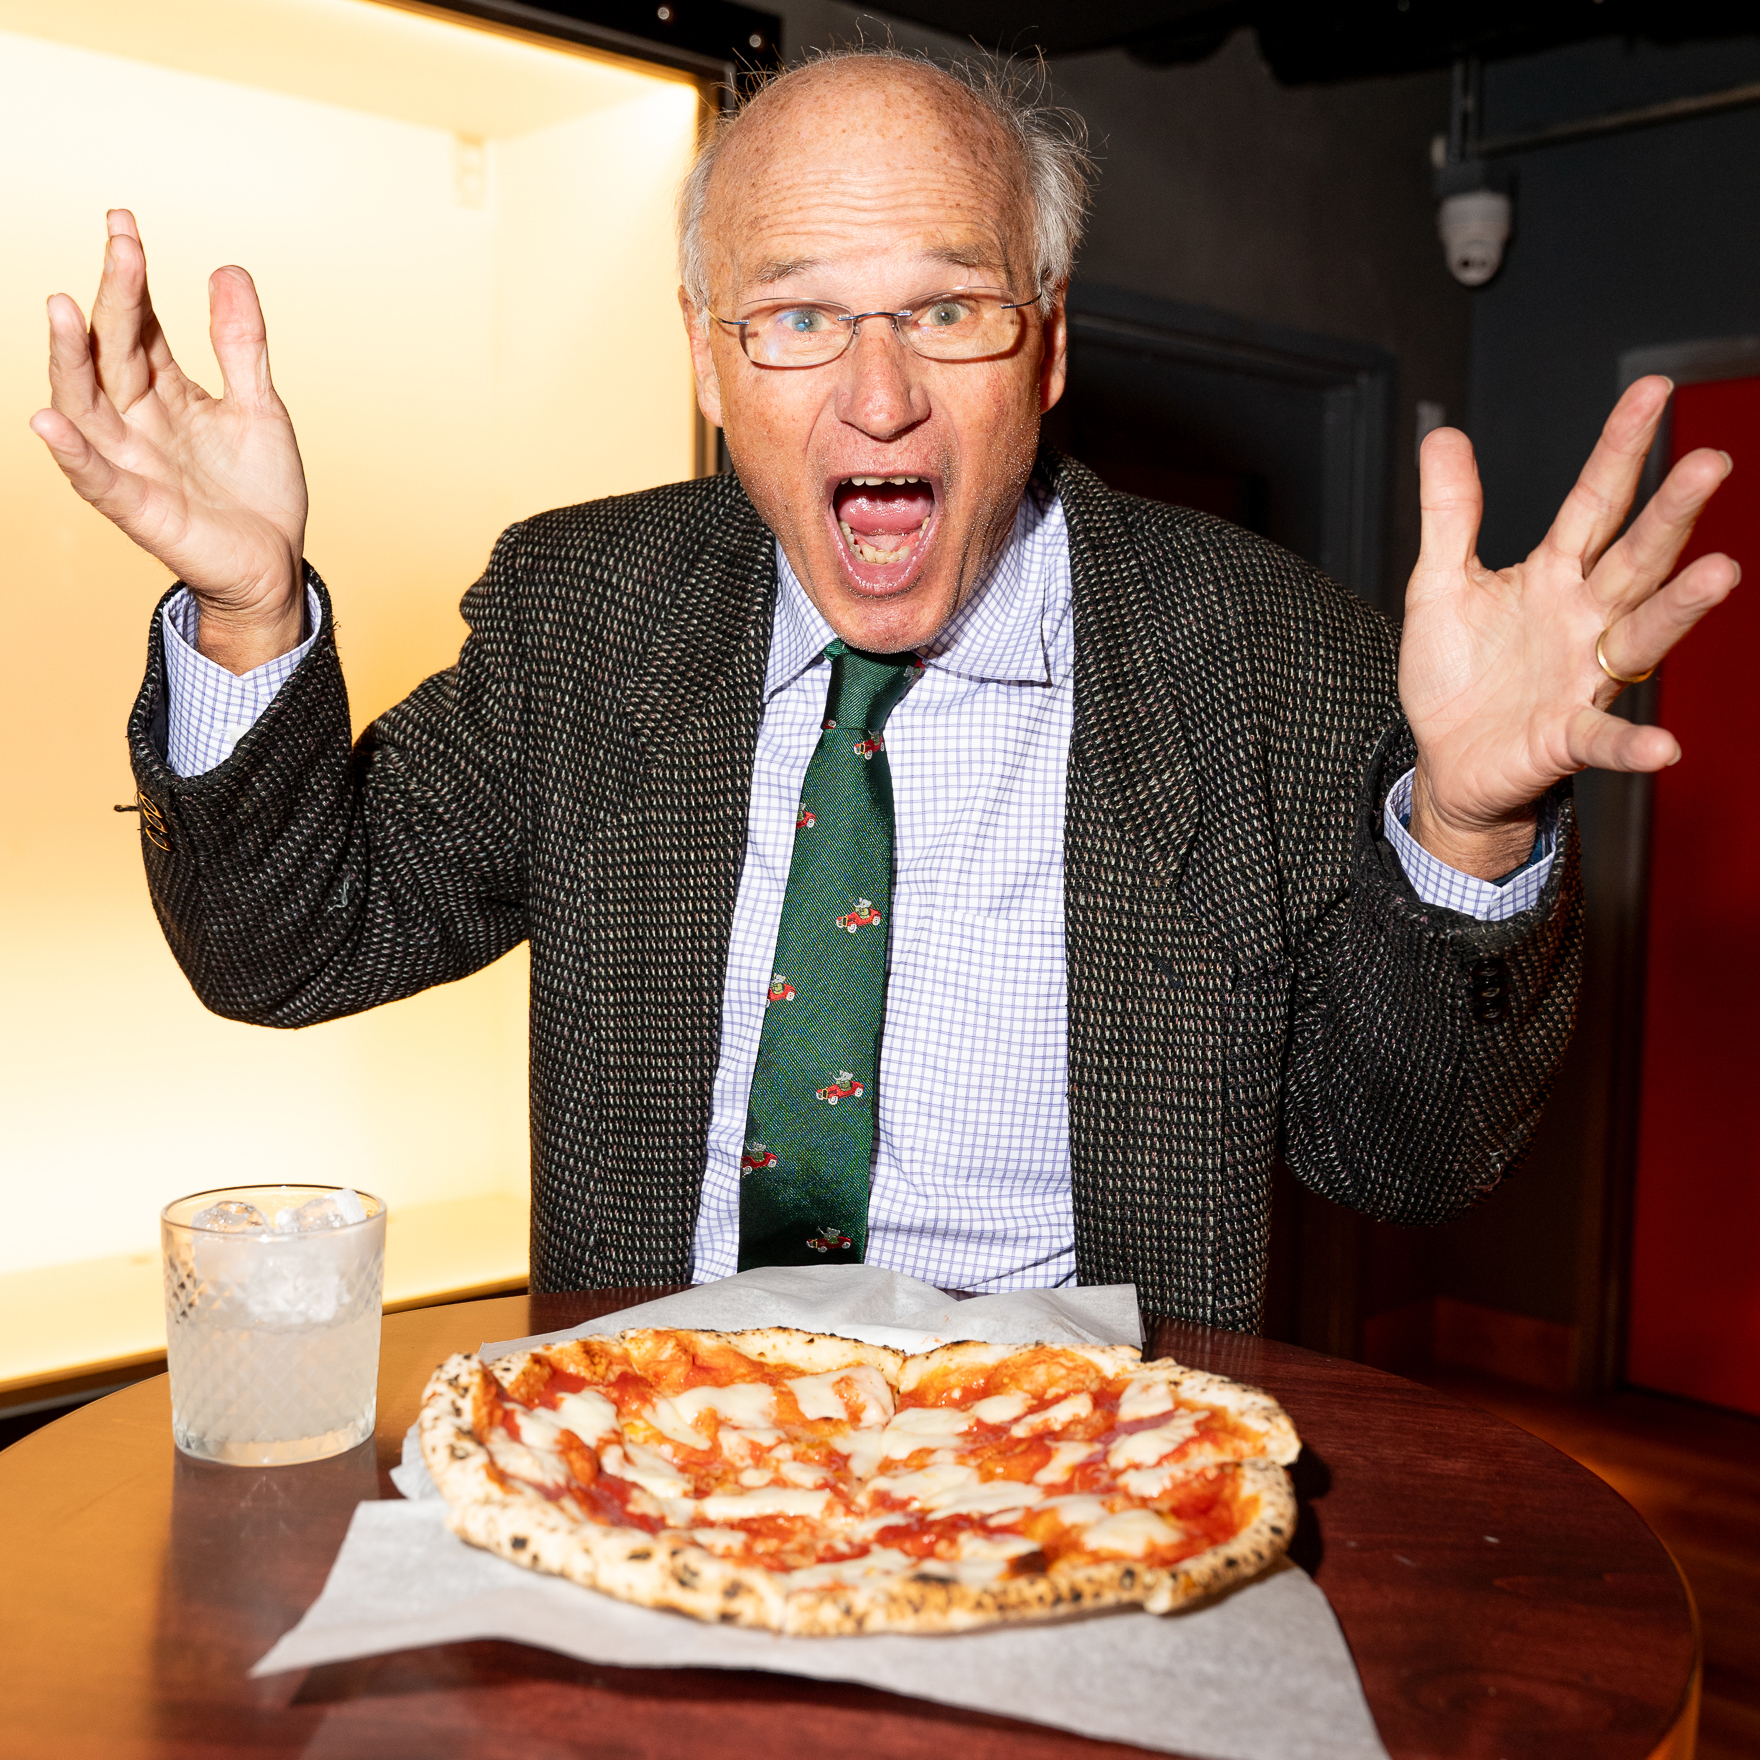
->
[[767, 485, 1071, 699]]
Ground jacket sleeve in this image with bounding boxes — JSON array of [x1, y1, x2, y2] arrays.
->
[[125, 536, 532, 1028], [1279, 715, 1585, 1224]]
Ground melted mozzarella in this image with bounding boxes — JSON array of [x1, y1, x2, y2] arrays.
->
[[1032, 1440, 1095, 1485], [866, 1462, 977, 1509], [718, 1426, 783, 1467], [1009, 1392, 1093, 1438], [694, 1487, 831, 1522], [784, 1547, 918, 1590], [1116, 1375, 1177, 1425], [836, 1403, 973, 1481], [677, 1382, 778, 1429], [547, 1388, 619, 1443], [788, 1365, 894, 1426], [866, 1463, 1045, 1519], [1033, 1494, 1109, 1530], [886, 1406, 975, 1440], [1107, 1410, 1202, 1470], [601, 1441, 692, 1500], [929, 1481, 1045, 1520], [968, 1391, 1031, 1425], [486, 1434, 571, 1490], [646, 1381, 779, 1448], [1082, 1509, 1183, 1557], [776, 1458, 831, 1488]]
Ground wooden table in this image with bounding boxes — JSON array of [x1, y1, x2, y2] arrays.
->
[[0, 1290, 1699, 1759]]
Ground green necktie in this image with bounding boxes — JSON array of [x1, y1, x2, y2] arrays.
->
[[737, 640, 922, 1269]]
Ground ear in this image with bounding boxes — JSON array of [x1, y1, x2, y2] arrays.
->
[[679, 287, 725, 429], [1038, 283, 1069, 415]]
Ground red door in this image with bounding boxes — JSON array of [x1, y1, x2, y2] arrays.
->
[[1628, 375, 1760, 1415]]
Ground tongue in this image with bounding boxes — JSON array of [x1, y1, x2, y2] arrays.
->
[[834, 482, 934, 537]]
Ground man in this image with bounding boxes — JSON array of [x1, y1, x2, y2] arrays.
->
[[33, 52, 1734, 1326]]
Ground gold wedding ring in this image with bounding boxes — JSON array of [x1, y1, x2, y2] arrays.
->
[[1596, 628, 1655, 687]]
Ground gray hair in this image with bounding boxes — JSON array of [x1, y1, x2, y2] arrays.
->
[[676, 47, 1095, 317]]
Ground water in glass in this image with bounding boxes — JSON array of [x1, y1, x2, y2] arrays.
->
[[161, 1184, 386, 1465]]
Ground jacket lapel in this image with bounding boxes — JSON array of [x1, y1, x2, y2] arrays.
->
[[1054, 452, 1202, 886]]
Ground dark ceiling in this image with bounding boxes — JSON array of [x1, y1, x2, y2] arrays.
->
[[852, 0, 1760, 82]]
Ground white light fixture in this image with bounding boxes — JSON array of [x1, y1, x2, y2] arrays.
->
[[1438, 188, 1512, 287]]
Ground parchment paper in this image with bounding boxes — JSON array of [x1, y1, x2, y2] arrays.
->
[[254, 1266, 1388, 1760]]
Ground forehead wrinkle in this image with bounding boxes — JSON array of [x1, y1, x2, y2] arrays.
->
[[701, 65, 1032, 300]]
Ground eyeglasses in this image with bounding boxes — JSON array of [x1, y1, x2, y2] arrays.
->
[[715, 286, 1039, 369]]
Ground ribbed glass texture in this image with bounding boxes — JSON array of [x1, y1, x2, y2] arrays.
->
[[161, 1185, 385, 1465]]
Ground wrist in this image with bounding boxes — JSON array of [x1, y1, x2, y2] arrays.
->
[[192, 565, 307, 675], [1406, 768, 1538, 881]]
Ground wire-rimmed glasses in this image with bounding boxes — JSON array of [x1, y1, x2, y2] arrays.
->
[[715, 286, 1039, 369]]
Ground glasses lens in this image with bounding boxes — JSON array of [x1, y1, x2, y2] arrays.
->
[[904, 292, 1021, 360], [741, 304, 850, 367]]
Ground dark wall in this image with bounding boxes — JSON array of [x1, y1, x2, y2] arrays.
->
[[1425, 34, 1760, 1373], [764, 5, 1471, 605]]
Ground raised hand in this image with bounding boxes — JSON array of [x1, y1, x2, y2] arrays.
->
[[1399, 375, 1738, 878], [30, 210, 309, 674]]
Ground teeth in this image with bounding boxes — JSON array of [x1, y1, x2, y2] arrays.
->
[[842, 475, 924, 487], [839, 519, 913, 565]]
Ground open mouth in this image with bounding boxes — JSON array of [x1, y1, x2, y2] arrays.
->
[[830, 475, 937, 585]]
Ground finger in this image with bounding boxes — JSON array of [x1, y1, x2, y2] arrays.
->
[[1597, 550, 1740, 687], [208, 266, 277, 411], [1544, 375, 1672, 571], [45, 292, 130, 450], [29, 405, 156, 532], [92, 213, 187, 403], [1411, 426, 1483, 590], [1565, 703, 1681, 774], [88, 225, 157, 410], [1592, 446, 1733, 615]]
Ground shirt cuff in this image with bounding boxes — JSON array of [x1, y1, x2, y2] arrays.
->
[[161, 585, 323, 778], [1382, 767, 1556, 923]]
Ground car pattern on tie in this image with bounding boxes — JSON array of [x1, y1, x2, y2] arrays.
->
[[766, 975, 796, 1004], [739, 1143, 777, 1174], [851, 733, 883, 761], [796, 807, 816, 830], [836, 899, 881, 933], [805, 1225, 853, 1254], [815, 1072, 864, 1105]]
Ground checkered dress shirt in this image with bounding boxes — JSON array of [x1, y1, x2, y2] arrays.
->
[[161, 495, 1555, 1291]]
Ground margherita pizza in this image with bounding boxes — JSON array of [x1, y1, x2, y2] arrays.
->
[[419, 1327, 1300, 1635]]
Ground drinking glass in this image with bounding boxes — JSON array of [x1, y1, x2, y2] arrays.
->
[[161, 1184, 386, 1465]]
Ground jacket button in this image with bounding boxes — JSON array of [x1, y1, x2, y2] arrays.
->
[[1467, 955, 1510, 1022]]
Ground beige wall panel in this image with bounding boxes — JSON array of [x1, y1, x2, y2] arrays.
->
[[0, 5, 700, 1274]]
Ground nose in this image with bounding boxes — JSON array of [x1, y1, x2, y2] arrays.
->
[[834, 315, 929, 442]]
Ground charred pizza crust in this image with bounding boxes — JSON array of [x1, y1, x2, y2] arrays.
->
[[419, 1326, 1300, 1636]]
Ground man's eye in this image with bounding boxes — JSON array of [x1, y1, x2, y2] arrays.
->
[[923, 302, 971, 327], [774, 308, 832, 335]]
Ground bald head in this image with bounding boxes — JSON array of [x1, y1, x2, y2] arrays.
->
[[677, 50, 1092, 318]]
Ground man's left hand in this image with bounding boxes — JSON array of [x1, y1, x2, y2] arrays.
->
[[1400, 374, 1738, 879]]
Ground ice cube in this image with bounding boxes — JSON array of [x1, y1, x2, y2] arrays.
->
[[191, 1199, 268, 1234], [274, 1189, 368, 1233]]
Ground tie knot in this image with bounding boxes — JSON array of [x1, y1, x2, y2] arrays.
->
[[823, 643, 922, 735]]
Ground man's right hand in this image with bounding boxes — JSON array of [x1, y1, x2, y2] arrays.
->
[[30, 209, 309, 675]]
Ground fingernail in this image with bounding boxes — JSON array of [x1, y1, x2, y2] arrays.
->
[[1719, 450, 1734, 471], [1660, 376, 1675, 393]]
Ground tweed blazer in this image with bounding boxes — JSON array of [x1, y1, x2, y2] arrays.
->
[[126, 452, 1582, 1328]]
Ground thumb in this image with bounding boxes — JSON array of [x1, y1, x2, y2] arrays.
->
[[1414, 426, 1484, 589], [209, 265, 275, 411]]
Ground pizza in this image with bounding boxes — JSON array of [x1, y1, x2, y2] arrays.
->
[[418, 1326, 1300, 1636]]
